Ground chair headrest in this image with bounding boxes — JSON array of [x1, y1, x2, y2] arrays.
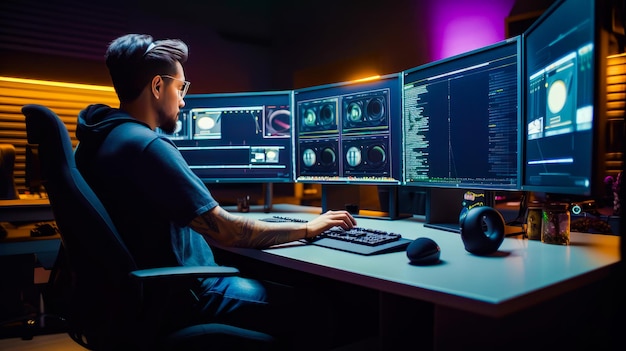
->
[[22, 104, 76, 172]]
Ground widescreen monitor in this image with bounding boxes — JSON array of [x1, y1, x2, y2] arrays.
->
[[521, 0, 624, 199], [402, 36, 522, 191], [294, 74, 403, 185], [159, 91, 295, 183]]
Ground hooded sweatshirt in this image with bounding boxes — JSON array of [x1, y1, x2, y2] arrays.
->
[[75, 104, 218, 269]]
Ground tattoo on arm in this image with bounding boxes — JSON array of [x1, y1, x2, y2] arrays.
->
[[190, 212, 219, 234], [238, 217, 254, 243], [203, 214, 219, 233], [190, 206, 305, 248]]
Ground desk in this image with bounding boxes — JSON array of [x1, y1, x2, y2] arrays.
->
[[0, 198, 54, 223], [217, 204, 623, 350], [0, 198, 58, 268], [0, 223, 60, 269]]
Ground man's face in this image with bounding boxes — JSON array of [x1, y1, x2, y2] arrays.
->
[[157, 62, 188, 134]]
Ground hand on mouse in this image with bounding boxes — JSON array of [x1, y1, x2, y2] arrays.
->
[[305, 210, 357, 239]]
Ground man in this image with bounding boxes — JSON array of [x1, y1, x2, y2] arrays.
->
[[75, 33, 356, 342]]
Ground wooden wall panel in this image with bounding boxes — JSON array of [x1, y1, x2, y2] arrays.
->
[[0, 76, 118, 193]]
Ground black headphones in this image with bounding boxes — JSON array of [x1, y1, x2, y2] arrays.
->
[[459, 206, 505, 255]]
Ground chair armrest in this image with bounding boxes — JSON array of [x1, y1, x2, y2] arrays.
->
[[130, 266, 240, 280]]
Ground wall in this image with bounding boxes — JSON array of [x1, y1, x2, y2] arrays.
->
[[0, 0, 536, 199], [0, 0, 528, 92]]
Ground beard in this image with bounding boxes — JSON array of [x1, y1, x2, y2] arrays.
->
[[158, 112, 179, 134]]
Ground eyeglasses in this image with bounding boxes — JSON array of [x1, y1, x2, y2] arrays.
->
[[160, 75, 190, 99]]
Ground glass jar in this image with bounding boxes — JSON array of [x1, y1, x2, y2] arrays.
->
[[525, 205, 543, 240], [541, 202, 570, 245]]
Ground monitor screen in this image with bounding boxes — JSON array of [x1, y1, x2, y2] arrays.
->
[[402, 37, 521, 190], [159, 91, 295, 183], [25, 143, 44, 194], [522, 0, 623, 198], [294, 74, 403, 185]]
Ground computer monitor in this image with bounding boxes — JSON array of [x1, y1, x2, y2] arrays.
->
[[0, 144, 19, 199], [294, 73, 403, 185], [25, 143, 44, 195], [402, 36, 522, 191], [159, 91, 295, 184], [521, 0, 624, 200]]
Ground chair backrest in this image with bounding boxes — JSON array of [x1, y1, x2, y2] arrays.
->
[[22, 104, 141, 348], [22, 104, 278, 351]]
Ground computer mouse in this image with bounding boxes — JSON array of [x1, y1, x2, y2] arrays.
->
[[406, 237, 440, 265]]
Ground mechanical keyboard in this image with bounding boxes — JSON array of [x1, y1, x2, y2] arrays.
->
[[261, 215, 412, 255]]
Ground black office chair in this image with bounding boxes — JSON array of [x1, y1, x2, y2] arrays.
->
[[22, 104, 275, 350]]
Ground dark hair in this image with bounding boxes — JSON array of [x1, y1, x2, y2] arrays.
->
[[105, 34, 189, 103]]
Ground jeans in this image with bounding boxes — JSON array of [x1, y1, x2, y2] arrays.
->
[[194, 274, 303, 348], [196, 275, 269, 322]]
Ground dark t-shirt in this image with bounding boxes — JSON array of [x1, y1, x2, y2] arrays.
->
[[75, 118, 218, 269]]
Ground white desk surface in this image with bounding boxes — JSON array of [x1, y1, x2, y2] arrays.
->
[[222, 204, 621, 318]]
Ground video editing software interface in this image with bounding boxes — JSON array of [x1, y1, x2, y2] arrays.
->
[[294, 74, 403, 184], [403, 37, 521, 190], [160, 91, 294, 183], [522, 0, 616, 197]]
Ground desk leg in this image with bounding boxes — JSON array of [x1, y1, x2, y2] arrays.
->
[[378, 292, 434, 350]]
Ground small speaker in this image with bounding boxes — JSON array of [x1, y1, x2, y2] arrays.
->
[[459, 206, 505, 255]]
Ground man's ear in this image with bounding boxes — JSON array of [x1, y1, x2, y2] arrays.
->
[[151, 75, 162, 98]]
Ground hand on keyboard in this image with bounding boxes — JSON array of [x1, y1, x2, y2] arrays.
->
[[305, 210, 358, 239], [311, 226, 403, 246], [261, 215, 409, 255]]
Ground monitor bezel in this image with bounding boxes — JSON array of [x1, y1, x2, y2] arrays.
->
[[520, 0, 616, 198], [165, 90, 296, 183], [293, 73, 403, 185], [401, 36, 523, 191]]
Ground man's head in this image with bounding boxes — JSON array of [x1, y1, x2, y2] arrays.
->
[[105, 34, 189, 133]]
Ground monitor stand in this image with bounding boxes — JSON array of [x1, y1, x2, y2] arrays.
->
[[320, 184, 410, 220], [424, 188, 524, 235], [423, 188, 468, 233], [263, 183, 273, 213]]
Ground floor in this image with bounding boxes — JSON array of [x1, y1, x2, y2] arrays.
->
[[0, 333, 84, 351], [0, 333, 377, 351]]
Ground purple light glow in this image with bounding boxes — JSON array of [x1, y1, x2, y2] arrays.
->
[[428, 0, 516, 61]]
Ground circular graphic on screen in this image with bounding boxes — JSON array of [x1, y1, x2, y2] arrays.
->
[[302, 148, 316, 167], [366, 98, 385, 120], [547, 79, 567, 114], [320, 147, 336, 166], [368, 145, 386, 164], [319, 104, 335, 125], [265, 149, 278, 162], [173, 120, 182, 134], [303, 109, 317, 126], [345, 146, 362, 167], [267, 109, 291, 135], [197, 116, 216, 130], [347, 103, 362, 122]]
